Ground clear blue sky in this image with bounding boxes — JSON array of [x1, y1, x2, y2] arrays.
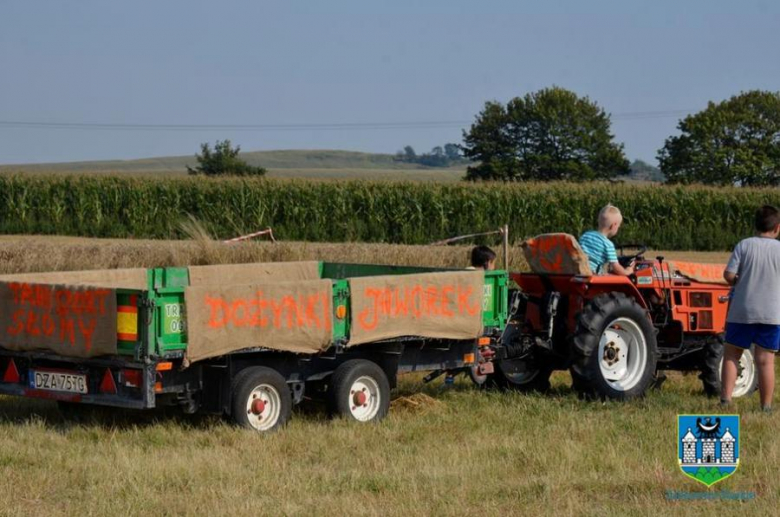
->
[[1, 0, 778, 165]]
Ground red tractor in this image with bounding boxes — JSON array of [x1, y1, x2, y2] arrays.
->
[[491, 234, 758, 400]]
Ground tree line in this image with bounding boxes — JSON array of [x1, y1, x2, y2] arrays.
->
[[190, 87, 780, 187], [462, 87, 780, 186], [393, 144, 467, 168]]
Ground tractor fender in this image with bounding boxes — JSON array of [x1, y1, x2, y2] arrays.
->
[[577, 276, 648, 310]]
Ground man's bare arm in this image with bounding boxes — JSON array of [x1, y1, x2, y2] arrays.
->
[[724, 271, 737, 286]]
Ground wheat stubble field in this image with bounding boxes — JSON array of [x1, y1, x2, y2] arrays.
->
[[0, 235, 732, 274], [0, 236, 775, 516]]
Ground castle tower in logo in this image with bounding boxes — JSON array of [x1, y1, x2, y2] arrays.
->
[[681, 428, 697, 463], [702, 436, 716, 463], [721, 429, 735, 463], [678, 415, 740, 487]]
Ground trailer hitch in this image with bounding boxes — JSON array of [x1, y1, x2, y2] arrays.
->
[[423, 370, 445, 383]]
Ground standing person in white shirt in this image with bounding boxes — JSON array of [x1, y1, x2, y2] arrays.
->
[[722, 205, 780, 412]]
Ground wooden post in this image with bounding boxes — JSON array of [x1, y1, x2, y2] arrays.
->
[[502, 224, 509, 269]]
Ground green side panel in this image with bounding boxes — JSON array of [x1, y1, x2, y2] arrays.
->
[[152, 267, 189, 289], [321, 262, 446, 279], [331, 279, 350, 341], [148, 268, 187, 355], [156, 292, 187, 353], [482, 270, 509, 330]]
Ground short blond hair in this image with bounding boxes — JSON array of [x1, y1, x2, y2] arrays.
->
[[598, 204, 622, 229]]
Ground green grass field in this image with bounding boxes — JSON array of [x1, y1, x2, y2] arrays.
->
[[0, 372, 776, 515]]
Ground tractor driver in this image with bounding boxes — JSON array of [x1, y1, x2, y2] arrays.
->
[[579, 204, 635, 276]]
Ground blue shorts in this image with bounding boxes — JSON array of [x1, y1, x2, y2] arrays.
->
[[725, 322, 780, 352]]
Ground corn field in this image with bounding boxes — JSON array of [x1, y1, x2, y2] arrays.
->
[[0, 175, 777, 250]]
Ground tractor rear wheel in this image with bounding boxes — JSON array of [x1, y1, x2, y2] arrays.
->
[[571, 293, 657, 400], [492, 356, 553, 392]]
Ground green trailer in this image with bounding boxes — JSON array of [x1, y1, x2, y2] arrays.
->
[[0, 262, 508, 432]]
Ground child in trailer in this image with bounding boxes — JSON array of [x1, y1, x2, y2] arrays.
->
[[579, 204, 634, 276], [721, 205, 780, 412], [469, 245, 496, 271]]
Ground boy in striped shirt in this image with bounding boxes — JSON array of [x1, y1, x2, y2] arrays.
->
[[579, 204, 635, 276]]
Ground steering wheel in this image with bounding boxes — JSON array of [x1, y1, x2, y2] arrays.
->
[[615, 244, 648, 268]]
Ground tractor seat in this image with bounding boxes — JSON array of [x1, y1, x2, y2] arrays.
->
[[521, 233, 593, 276]]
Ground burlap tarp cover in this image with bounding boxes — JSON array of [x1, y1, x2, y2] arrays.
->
[[0, 281, 118, 358], [348, 271, 484, 346], [188, 261, 320, 286], [184, 279, 333, 363], [0, 262, 320, 289], [522, 233, 592, 276], [669, 261, 728, 285], [0, 268, 147, 290]]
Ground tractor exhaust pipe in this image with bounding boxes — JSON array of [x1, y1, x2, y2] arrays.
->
[[656, 256, 672, 325]]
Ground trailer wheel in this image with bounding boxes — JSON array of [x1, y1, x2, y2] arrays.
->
[[702, 340, 758, 398], [492, 357, 552, 392], [571, 293, 657, 400], [328, 360, 390, 423], [230, 367, 292, 433]]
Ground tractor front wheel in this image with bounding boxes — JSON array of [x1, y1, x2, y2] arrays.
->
[[571, 293, 657, 400]]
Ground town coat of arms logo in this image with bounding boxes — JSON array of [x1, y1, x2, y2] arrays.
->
[[678, 414, 739, 487]]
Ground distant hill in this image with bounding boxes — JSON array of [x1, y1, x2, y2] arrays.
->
[[0, 150, 661, 183], [0, 149, 467, 181]]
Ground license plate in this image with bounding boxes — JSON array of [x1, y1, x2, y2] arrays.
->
[[31, 370, 88, 394]]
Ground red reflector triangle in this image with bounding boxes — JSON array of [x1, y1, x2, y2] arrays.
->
[[99, 369, 117, 394], [2, 360, 20, 383]]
